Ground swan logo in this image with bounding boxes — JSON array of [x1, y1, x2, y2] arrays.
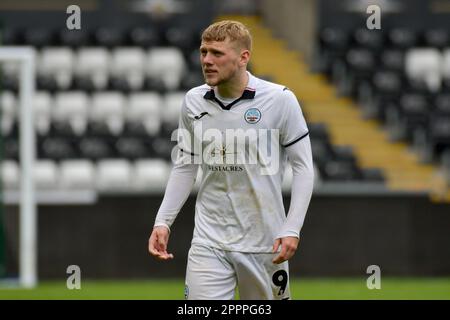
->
[[244, 108, 261, 124]]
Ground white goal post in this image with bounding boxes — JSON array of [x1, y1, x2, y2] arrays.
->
[[0, 47, 37, 288]]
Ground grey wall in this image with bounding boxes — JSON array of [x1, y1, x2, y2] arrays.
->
[[260, 0, 318, 64], [3, 195, 450, 279]]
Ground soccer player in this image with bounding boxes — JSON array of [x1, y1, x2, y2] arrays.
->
[[148, 20, 314, 300]]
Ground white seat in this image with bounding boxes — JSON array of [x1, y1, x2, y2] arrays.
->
[[147, 47, 187, 90], [162, 92, 185, 126], [111, 47, 146, 90], [96, 159, 132, 191], [53, 91, 89, 134], [132, 159, 171, 192], [91, 92, 125, 134], [442, 48, 450, 80], [405, 48, 442, 92], [127, 92, 162, 135], [34, 91, 53, 135], [39, 47, 74, 89], [60, 160, 95, 189], [76, 47, 111, 89], [0, 91, 17, 136], [0, 60, 20, 78], [34, 160, 59, 189], [1, 160, 20, 190]]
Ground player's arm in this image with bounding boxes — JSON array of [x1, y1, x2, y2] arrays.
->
[[149, 95, 199, 260], [273, 89, 314, 264], [149, 162, 199, 260], [273, 136, 314, 264]]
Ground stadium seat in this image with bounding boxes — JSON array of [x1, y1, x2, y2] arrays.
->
[[23, 28, 54, 47], [352, 28, 384, 51], [165, 27, 196, 54], [132, 159, 171, 192], [3, 137, 19, 160], [53, 91, 89, 135], [60, 160, 96, 189], [147, 47, 187, 90], [364, 71, 403, 121], [0, 160, 20, 190], [423, 29, 449, 49], [39, 136, 77, 160], [38, 47, 74, 90], [96, 159, 132, 191], [380, 49, 405, 72], [59, 29, 90, 48], [115, 137, 151, 159], [443, 49, 450, 85], [75, 48, 111, 90], [405, 48, 442, 92], [94, 27, 125, 48], [387, 28, 418, 50], [434, 94, 450, 116], [162, 92, 185, 126], [126, 92, 162, 136], [316, 28, 350, 74], [90, 92, 125, 135], [33, 91, 52, 135], [129, 27, 160, 48], [322, 160, 361, 181], [33, 160, 59, 189], [110, 47, 146, 91], [0, 91, 17, 136], [78, 137, 115, 160]]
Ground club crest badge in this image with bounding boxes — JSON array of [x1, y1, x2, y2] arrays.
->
[[244, 108, 261, 124]]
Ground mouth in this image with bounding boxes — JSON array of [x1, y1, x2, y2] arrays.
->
[[204, 69, 217, 74]]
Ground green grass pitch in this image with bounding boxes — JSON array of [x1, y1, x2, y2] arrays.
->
[[1, 278, 450, 300]]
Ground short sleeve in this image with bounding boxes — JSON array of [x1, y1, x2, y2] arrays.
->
[[279, 89, 309, 147]]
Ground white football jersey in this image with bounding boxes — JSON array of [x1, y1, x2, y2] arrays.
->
[[176, 72, 309, 253]]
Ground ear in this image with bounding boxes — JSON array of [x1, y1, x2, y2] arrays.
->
[[239, 49, 251, 67]]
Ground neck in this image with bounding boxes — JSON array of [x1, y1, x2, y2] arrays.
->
[[217, 70, 249, 99]]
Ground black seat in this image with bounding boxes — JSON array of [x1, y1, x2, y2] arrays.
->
[[2, 137, 19, 160], [23, 28, 54, 48], [179, 70, 204, 90], [165, 27, 196, 54], [352, 28, 384, 51], [1, 28, 21, 45], [322, 160, 362, 181], [129, 27, 160, 48], [423, 29, 449, 49], [370, 71, 403, 121], [361, 168, 385, 183], [115, 137, 152, 159], [429, 118, 450, 158], [94, 27, 124, 48], [387, 28, 418, 50], [318, 28, 350, 75], [59, 29, 89, 47], [380, 49, 405, 72], [399, 94, 429, 140], [78, 137, 115, 160], [151, 136, 176, 161], [434, 94, 450, 116], [39, 137, 77, 160]]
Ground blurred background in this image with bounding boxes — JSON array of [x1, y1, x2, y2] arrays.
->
[[0, 0, 449, 298]]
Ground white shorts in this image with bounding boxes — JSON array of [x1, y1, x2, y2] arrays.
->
[[185, 244, 291, 300]]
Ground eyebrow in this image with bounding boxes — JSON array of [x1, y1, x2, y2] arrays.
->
[[200, 47, 225, 54]]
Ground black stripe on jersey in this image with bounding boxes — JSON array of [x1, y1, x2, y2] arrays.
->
[[283, 131, 309, 148], [203, 89, 255, 110]]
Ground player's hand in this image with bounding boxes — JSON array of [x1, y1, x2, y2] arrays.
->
[[272, 236, 299, 264], [148, 226, 174, 260]]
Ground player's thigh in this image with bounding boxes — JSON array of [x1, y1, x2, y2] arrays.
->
[[185, 245, 236, 300], [234, 253, 291, 300]]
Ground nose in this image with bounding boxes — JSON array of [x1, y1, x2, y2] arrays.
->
[[201, 52, 213, 66]]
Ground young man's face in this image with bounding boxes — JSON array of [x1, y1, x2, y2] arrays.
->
[[199, 39, 248, 87]]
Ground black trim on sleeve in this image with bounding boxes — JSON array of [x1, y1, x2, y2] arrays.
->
[[282, 131, 309, 148]]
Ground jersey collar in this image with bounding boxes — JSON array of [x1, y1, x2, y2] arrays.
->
[[203, 72, 256, 110]]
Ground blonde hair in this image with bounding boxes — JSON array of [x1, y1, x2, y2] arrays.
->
[[201, 20, 252, 51]]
